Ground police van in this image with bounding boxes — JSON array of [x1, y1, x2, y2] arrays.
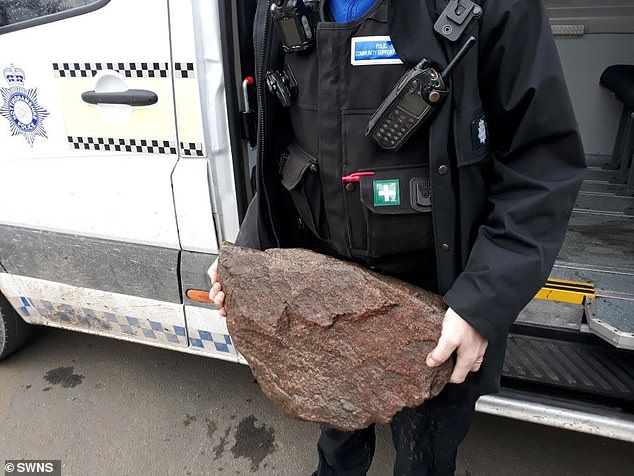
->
[[0, 0, 632, 442]]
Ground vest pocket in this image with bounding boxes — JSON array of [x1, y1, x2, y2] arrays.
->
[[280, 141, 329, 240], [347, 165, 434, 259]]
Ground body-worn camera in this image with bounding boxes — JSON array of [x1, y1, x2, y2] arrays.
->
[[366, 37, 476, 151], [271, 0, 320, 53]]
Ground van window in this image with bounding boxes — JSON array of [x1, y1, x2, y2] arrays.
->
[[0, 0, 109, 32]]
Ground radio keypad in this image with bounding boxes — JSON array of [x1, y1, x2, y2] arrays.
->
[[374, 108, 417, 148]]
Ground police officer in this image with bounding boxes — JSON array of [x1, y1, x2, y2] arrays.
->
[[210, 0, 586, 473]]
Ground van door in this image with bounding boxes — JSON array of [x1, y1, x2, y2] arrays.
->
[[168, 0, 246, 363], [0, 0, 189, 350]]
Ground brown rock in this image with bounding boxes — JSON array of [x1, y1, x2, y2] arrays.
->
[[218, 242, 452, 431]]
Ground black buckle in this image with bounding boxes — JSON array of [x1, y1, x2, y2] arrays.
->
[[266, 65, 298, 108], [434, 0, 482, 43], [410, 177, 432, 212]]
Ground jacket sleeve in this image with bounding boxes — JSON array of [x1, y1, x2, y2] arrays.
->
[[234, 193, 264, 249], [443, 0, 586, 342]]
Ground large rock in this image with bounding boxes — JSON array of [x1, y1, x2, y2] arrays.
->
[[218, 242, 452, 431]]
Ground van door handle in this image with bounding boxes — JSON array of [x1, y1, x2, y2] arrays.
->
[[81, 89, 158, 106]]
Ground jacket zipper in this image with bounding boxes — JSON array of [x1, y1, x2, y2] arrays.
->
[[256, 0, 281, 247]]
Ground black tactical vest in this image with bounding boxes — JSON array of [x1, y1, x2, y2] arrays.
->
[[279, 0, 443, 269]]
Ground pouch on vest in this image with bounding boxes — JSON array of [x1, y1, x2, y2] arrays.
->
[[280, 141, 329, 240], [345, 165, 434, 259]]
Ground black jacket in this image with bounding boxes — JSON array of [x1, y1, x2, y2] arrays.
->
[[236, 0, 586, 396]]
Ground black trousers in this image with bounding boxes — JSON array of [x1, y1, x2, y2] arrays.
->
[[315, 386, 478, 476]]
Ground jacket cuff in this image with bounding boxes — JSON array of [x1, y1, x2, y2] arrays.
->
[[443, 282, 508, 343]]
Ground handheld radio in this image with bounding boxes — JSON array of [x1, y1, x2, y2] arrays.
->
[[366, 37, 477, 151]]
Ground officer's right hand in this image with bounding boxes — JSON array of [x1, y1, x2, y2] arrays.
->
[[208, 259, 226, 317], [426, 307, 488, 383]]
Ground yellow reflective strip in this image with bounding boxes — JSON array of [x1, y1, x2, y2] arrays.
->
[[544, 278, 595, 292], [535, 279, 595, 304]]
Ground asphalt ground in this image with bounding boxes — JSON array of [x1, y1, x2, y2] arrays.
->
[[1, 327, 633, 475]]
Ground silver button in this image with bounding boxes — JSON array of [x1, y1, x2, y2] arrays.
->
[[441, 243, 450, 252], [438, 165, 448, 175]]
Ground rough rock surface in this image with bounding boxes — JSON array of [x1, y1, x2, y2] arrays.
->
[[218, 242, 453, 431]]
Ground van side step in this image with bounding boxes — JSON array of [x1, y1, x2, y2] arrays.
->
[[477, 389, 634, 443], [502, 333, 634, 402]]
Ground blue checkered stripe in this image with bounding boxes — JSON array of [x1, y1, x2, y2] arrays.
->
[[16, 297, 186, 345], [188, 328, 235, 354]]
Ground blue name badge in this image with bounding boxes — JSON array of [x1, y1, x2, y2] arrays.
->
[[351, 36, 403, 66]]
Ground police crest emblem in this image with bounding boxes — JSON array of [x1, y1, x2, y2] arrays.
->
[[0, 64, 49, 147]]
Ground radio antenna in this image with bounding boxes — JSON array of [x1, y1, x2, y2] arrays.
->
[[441, 36, 477, 80]]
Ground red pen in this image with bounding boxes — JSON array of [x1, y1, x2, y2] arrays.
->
[[341, 171, 375, 183]]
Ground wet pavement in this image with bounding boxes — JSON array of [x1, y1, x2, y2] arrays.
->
[[1, 328, 632, 475]]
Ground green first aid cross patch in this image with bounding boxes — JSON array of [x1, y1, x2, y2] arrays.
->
[[373, 179, 400, 206]]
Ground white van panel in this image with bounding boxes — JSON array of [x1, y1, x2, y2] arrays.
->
[[0, 0, 180, 248], [0, 0, 173, 157], [172, 158, 219, 253], [0, 155, 180, 248]]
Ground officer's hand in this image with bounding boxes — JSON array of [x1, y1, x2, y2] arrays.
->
[[207, 259, 226, 317], [426, 307, 488, 383]]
